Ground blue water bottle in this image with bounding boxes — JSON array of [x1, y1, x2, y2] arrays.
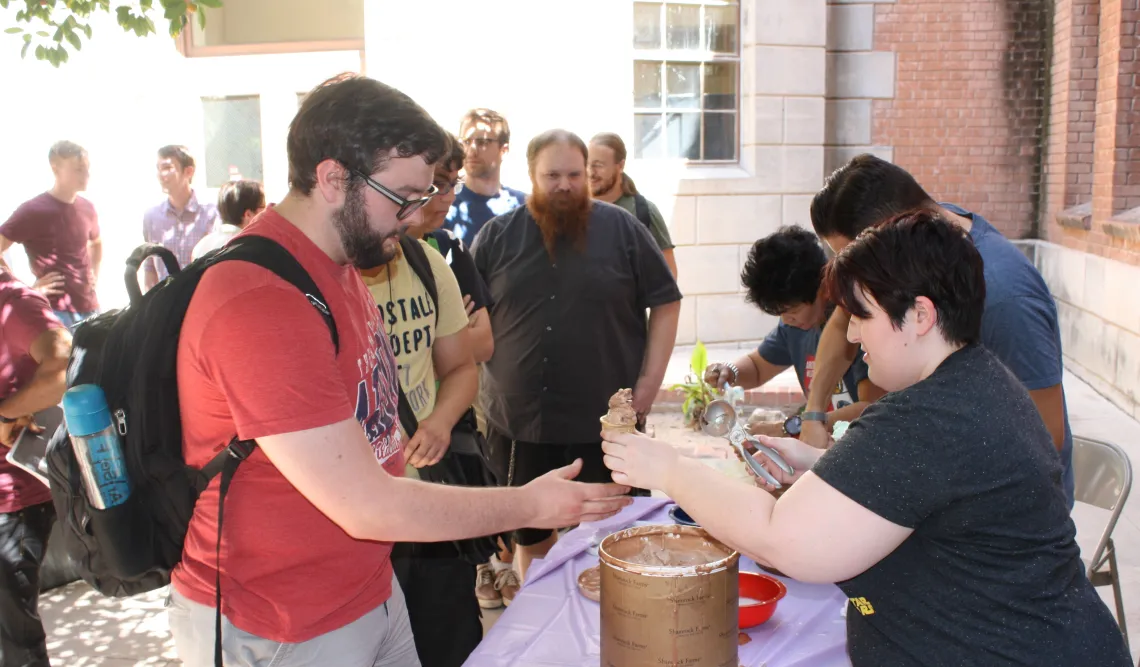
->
[[62, 385, 132, 509]]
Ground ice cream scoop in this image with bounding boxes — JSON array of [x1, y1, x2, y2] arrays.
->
[[701, 399, 794, 488]]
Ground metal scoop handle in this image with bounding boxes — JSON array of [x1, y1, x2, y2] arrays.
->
[[745, 436, 795, 476]]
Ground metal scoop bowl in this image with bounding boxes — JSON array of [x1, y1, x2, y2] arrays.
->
[[701, 398, 795, 488]]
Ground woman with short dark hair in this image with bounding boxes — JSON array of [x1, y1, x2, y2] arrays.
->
[[603, 210, 1130, 666]]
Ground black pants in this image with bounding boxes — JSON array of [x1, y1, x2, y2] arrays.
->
[[486, 429, 619, 547], [391, 542, 482, 667], [0, 503, 54, 667]]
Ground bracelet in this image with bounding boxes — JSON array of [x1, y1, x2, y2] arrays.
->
[[724, 362, 740, 385]]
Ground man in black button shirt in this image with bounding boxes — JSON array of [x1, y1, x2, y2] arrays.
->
[[472, 129, 682, 578]]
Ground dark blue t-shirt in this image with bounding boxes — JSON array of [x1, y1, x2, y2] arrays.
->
[[444, 184, 527, 246], [759, 319, 869, 409], [944, 203, 1074, 506]]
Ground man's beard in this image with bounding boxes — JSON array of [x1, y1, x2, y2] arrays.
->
[[464, 159, 493, 180], [527, 185, 592, 258], [590, 173, 618, 198], [335, 185, 398, 269]]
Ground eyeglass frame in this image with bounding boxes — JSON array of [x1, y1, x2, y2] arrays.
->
[[346, 166, 439, 221]]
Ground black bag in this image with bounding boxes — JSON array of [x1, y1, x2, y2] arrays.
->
[[396, 237, 498, 566], [45, 237, 339, 599]]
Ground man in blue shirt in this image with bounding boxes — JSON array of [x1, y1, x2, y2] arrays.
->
[[445, 109, 527, 246], [801, 154, 1074, 506], [705, 226, 881, 436]]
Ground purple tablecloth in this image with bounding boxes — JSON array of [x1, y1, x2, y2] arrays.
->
[[464, 497, 851, 666]]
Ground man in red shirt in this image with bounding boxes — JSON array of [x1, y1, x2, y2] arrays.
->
[[0, 141, 102, 328], [169, 75, 631, 666], [0, 268, 71, 666]]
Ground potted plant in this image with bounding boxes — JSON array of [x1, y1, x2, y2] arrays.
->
[[670, 342, 717, 430]]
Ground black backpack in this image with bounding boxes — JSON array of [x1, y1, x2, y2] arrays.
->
[[395, 237, 498, 566], [632, 193, 655, 231], [44, 236, 338, 597]]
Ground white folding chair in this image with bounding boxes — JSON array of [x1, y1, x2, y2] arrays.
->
[[1072, 435, 1132, 651]]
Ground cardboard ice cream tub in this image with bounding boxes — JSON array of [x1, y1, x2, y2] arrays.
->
[[599, 524, 739, 667]]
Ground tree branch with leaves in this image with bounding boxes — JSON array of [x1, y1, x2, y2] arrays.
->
[[1, 0, 222, 67]]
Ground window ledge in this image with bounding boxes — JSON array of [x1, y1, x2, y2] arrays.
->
[[1056, 202, 1092, 230], [1105, 208, 1140, 241]]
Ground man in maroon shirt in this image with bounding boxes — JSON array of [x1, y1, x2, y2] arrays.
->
[[0, 267, 71, 666], [0, 141, 102, 328]]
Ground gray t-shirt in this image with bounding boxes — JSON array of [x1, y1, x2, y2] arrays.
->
[[813, 345, 1128, 666], [944, 203, 1073, 506], [758, 319, 869, 408]]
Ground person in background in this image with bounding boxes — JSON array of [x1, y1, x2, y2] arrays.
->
[[705, 227, 882, 437], [602, 211, 1130, 667], [473, 129, 681, 579], [417, 135, 494, 364], [444, 108, 527, 246], [191, 180, 266, 261], [798, 154, 1074, 506], [143, 145, 218, 285], [0, 141, 102, 327], [0, 266, 72, 666], [587, 133, 677, 277], [413, 134, 510, 607]]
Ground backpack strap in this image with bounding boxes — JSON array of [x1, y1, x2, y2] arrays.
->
[[632, 194, 655, 231], [399, 235, 439, 317]]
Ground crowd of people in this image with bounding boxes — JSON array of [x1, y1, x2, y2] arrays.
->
[[0, 70, 1130, 667]]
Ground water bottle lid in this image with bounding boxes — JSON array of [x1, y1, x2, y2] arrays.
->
[[62, 385, 114, 437]]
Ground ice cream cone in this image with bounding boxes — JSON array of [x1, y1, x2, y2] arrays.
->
[[600, 416, 637, 435]]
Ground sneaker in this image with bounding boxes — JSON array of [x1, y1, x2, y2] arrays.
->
[[495, 568, 521, 607], [475, 563, 502, 609]]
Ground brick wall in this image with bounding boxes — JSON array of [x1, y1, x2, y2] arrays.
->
[[871, 0, 1051, 238], [1044, 0, 1140, 264]]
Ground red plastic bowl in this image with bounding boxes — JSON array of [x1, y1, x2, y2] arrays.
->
[[738, 572, 786, 628]]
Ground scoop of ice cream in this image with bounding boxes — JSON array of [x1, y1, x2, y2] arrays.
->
[[604, 388, 637, 426]]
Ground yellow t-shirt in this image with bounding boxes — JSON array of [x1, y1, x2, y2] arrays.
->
[[360, 240, 469, 479], [360, 240, 469, 424]]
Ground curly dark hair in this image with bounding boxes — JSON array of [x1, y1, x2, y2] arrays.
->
[[741, 226, 828, 315], [288, 75, 446, 195], [825, 209, 985, 346]]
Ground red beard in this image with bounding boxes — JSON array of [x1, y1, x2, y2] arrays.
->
[[528, 186, 592, 258]]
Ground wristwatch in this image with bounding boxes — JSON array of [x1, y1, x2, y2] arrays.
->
[[801, 411, 828, 425], [783, 415, 802, 437]]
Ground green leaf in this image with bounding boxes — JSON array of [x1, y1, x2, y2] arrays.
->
[[3, 27, 22, 34], [81, 23, 92, 39], [690, 341, 708, 379], [197, 6, 206, 30], [20, 40, 30, 58], [34, 44, 46, 59], [36, 31, 49, 37], [65, 30, 81, 50]]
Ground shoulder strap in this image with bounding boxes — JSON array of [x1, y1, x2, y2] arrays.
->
[[399, 236, 438, 314], [211, 235, 340, 353], [633, 194, 654, 230]]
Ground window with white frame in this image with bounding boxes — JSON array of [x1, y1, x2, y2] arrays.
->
[[632, 0, 740, 162]]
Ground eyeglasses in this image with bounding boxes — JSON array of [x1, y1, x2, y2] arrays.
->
[[434, 178, 460, 197], [461, 137, 500, 150], [349, 168, 439, 221]]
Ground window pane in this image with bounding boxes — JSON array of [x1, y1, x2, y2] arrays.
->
[[633, 3, 662, 49], [666, 112, 700, 160], [634, 113, 665, 159], [634, 61, 663, 108], [665, 4, 700, 50], [704, 5, 738, 54], [703, 112, 736, 161], [666, 63, 700, 109], [201, 96, 263, 188], [703, 62, 736, 110]]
